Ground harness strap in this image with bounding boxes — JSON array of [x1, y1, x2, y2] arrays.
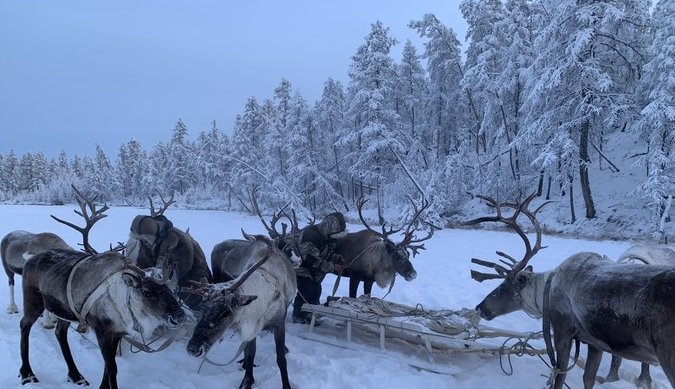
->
[[66, 255, 131, 326], [125, 331, 178, 354], [542, 272, 580, 385], [199, 341, 247, 372], [542, 273, 556, 368]]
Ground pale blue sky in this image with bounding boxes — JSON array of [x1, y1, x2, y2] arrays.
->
[[0, 1, 467, 158]]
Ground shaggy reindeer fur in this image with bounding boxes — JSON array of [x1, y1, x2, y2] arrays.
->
[[188, 240, 296, 389], [477, 252, 675, 389], [333, 230, 417, 297], [20, 249, 186, 389]]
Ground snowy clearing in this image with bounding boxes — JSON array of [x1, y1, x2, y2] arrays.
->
[[0, 205, 670, 388]]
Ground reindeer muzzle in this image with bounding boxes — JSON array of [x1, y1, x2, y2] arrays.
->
[[187, 342, 208, 358], [475, 305, 494, 321], [404, 270, 417, 281]]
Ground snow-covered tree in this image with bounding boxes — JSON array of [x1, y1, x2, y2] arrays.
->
[[344, 20, 402, 222], [410, 14, 466, 162], [167, 119, 194, 195], [519, 0, 651, 219], [635, 0, 675, 227]]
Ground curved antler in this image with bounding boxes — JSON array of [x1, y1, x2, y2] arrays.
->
[[465, 192, 551, 281], [148, 192, 175, 218], [399, 197, 435, 256], [51, 185, 109, 254], [356, 197, 401, 241]]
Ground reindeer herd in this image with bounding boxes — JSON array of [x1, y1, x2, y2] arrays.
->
[[3, 186, 675, 389], [1, 186, 435, 389]]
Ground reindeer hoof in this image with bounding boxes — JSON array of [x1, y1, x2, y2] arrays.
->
[[20, 373, 39, 385], [68, 375, 90, 386], [597, 373, 619, 383], [636, 378, 652, 389], [7, 305, 19, 314]]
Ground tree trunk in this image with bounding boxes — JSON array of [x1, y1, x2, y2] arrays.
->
[[569, 174, 576, 224], [579, 120, 597, 219], [537, 170, 544, 197]]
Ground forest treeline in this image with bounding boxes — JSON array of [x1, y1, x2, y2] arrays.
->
[[1, 0, 673, 230]]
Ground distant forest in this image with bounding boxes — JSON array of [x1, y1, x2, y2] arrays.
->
[[1, 0, 673, 231]]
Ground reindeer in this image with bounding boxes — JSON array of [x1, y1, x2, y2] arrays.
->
[[2, 230, 73, 318], [187, 233, 297, 389], [126, 193, 212, 309], [468, 193, 675, 389], [19, 186, 186, 389], [599, 244, 675, 388], [332, 197, 434, 298]]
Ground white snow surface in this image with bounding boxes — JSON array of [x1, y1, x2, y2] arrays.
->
[[0, 205, 671, 388]]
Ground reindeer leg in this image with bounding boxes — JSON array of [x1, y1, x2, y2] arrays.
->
[[239, 339, 256, 389], [348, 277, 358, 298], [274, 326, 292, 389], [55, 319, 89, 386], [636, 363, 652, 389], [7, 275, 19, 313], [552, 331, 573, 389], [598, 355, 621, 383], [19, 288, 42, 384], [583, 346, 602, 389], [96, 331, 122, 389], [363, 280, 373, 297]]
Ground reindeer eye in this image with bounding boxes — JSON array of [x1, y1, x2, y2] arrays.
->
[[209, 322, 215, 328]]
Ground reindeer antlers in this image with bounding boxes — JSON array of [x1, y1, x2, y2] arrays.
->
[[249, 186, 297, 239], [465, 192, 551, 282], [399, 196, 435, 257], [356, 196, 436, 257], [356, 197, 402, 241], [51, 185, 109, 254], [148, 192, 175, 218]]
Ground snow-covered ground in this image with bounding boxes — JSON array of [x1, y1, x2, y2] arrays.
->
[[0, 205, 670, 388]]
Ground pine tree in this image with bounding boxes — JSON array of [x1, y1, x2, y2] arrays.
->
[[168, 119, 193, 195], [635, 0, 675, 228], [410, 14, 466, 162], [344, 21, 401, 222]]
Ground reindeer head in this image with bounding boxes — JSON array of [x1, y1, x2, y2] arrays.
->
[[466, 192, 549, 320], [356, 196, 435, 281], [122, 269, 187, 337], [186, 244, 271, 358]]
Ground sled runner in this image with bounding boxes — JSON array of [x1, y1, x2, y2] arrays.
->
[[301, 296, 545, 363]]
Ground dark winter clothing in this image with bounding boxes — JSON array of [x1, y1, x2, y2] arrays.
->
[[292, 212, 346, 323]]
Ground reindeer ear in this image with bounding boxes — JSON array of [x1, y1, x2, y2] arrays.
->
[[236, 295, 258, 307], [122, 273, 141, 288], [524, 265, 533, 272]]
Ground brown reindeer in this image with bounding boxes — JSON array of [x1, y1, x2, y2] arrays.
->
[[2, 230, 73, 316], [19, 186, 186, 389], [126, 193, 212, 309], [332, 197, 434, 297], [469, 193, 675, 389]]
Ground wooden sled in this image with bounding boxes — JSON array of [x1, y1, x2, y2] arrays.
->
[[301, 296, 545, 364]]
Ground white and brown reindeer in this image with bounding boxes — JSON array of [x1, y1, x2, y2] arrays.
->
[[19, 186, 186, 389], [468, 193, 675, 389], [187, 232, 297, 389], [2, 230, 73, 330], [331, 197, 434, 297], [126, 193, 212, 309]]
